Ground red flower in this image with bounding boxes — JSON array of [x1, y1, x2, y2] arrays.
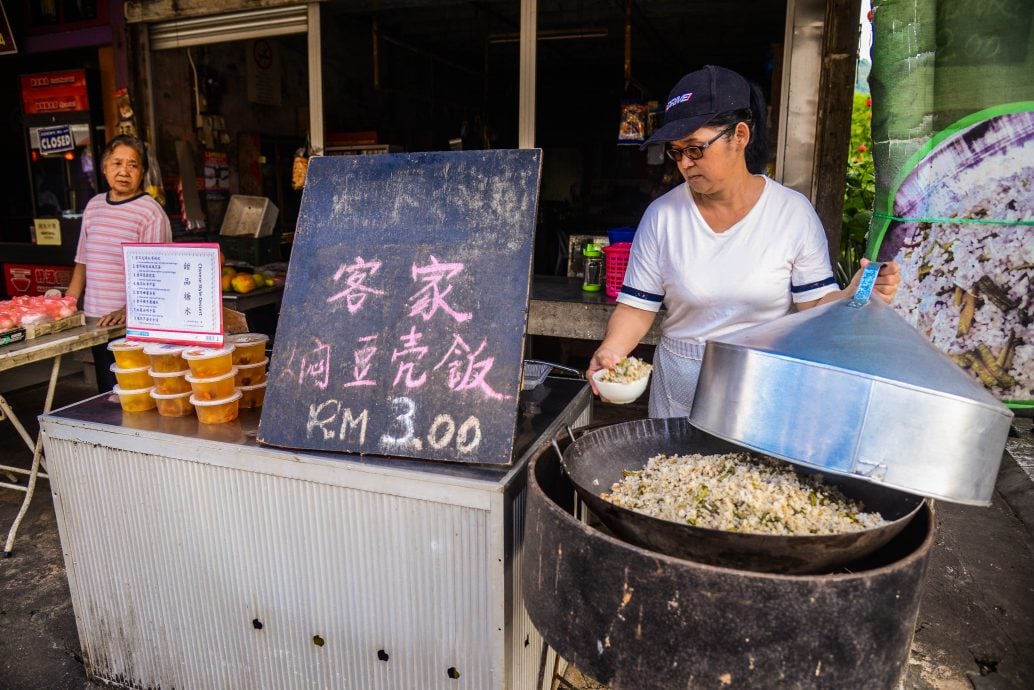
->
[[865, 97, 872, 107], [858, 144, 868, 152]]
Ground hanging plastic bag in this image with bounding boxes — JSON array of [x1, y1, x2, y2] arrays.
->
[[144, 143, 166, 206], [292, 137, 311, 190]]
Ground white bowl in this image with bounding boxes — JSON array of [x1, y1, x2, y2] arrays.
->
[[592, 367, 651, 404]]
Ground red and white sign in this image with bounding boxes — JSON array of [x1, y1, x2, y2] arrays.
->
[[2, 263, 74, 296], [123, 243, 224, 347], [20, 69, 89, 115]]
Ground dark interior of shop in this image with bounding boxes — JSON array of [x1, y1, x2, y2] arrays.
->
[[0, 0, 788, 291], [320, 0, 788, 274]]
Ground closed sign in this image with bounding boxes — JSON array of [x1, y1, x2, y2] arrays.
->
[[37, 125, 73, 155]]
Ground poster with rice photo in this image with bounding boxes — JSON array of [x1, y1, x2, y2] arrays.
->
[[867, 0, 1034, 407]]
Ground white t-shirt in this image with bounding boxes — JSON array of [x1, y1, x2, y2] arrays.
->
[[618, 176, 839, 344]]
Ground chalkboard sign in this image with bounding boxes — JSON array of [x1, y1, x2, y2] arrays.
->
[[258, 150, 542, 465]]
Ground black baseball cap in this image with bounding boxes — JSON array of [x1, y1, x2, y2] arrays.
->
[[642, 65, 751, 149]]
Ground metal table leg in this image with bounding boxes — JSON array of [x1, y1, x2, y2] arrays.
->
[[0, 395, 51, 482], [3, 354, 61, 557]]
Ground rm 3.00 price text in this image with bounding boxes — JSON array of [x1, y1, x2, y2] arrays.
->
[[306, 395, 483, 454]]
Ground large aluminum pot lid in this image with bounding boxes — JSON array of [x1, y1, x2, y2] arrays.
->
[[689, 296, 1013, 506]]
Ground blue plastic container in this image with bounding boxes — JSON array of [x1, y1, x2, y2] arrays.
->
[[608, 226, 636, 245]]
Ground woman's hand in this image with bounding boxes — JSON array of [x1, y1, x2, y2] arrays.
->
[[98, 307, 126, 327], [856, 258, 901, 304], [807, 259, 904, 310], [587, 347, 625, 397]]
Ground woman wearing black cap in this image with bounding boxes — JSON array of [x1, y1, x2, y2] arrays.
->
[[587, 65, 900, 417]]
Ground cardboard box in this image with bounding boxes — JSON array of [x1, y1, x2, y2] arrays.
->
[[3, 263, 74, 296]]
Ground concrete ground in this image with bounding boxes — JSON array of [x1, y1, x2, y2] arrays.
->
[[1, 368, 1032, 690]]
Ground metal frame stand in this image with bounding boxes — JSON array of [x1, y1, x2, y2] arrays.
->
[[1, 321, 119, 557], [1, 355, 61, 556]]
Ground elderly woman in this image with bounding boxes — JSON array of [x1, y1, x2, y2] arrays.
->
[[588, 65, 900, 417], [64, 134, 172, 390]]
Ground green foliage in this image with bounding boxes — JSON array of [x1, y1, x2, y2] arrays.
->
[[837, 92, 875, 286]]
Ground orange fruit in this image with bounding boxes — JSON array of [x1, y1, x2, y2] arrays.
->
[[231, 273, 257, 294]]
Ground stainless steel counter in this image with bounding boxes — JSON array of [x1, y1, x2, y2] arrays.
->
[[40, 378, 591, 690]]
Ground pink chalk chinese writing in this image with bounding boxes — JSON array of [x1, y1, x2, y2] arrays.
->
[[342, 334, 379, 388], [434, 334, 510, 400], [391, 325, 429, 388], [286, 338, 332, 390], [327, 257, 386, 313], [408, 256, 472, 323]]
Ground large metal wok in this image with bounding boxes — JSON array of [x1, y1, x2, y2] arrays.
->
[[561, 417, 924, 574]]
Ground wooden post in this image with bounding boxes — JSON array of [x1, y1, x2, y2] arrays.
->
[[812, 0, 863, 268]]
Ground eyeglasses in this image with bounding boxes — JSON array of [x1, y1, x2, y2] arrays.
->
[[665, 125, 736, 162]]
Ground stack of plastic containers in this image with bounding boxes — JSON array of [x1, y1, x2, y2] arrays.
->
[[145, 344, 194, 417], [226, 333, 269, 409], [108, 335, 270, 422], [109, 338, 156, 412], [182, 345, 241, 424]]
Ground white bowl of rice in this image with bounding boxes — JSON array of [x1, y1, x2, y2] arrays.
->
[[592, 356, 652, 404]]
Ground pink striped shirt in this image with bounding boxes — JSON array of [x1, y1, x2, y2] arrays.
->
[[75, 192, 172, 317]]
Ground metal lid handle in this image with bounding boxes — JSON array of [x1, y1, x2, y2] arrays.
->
[[848, 261, 882, 308]]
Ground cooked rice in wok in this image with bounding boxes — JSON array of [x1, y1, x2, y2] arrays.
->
[[601, 452, 888, 536]]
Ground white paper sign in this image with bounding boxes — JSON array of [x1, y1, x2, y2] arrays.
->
[[123, 243, 224, 346]]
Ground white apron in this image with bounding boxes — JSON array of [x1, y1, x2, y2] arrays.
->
[[648, 335, 706, 418]]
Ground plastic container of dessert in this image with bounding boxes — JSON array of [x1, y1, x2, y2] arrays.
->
[[107, 338, 149, 369], [144, 343, 188, 373], [109, 364, 153, 391], [238, 381, 267, 409], [226, 333, 269, 365], [150, 389, 195, 417], [234, 359, 268, 387], [112, 384, 157, 413], [149, 369, 192, 395], [190, 390, 242, 424], [181, 345, 236, 378], [185, 368, 238, 401]]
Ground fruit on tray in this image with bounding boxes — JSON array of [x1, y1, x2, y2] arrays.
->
[[230, 273, 257, 294], [0, 294, 79, 329]]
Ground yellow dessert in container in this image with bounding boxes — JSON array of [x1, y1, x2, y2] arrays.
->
[[150, 389, 195, 417], [112, 384, 157, 413], [107, 338, 149, 369], [149, 368, 192, 395], [238, 381, 267, 409], [234, 358, 268, 387], [110, 364, 154, 390], [181, 345, 236, 378], [190, 390, 242, 424], [226, 333, 269, 365], [185, 368, 238, 401], [144, 343, 188, 372]]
